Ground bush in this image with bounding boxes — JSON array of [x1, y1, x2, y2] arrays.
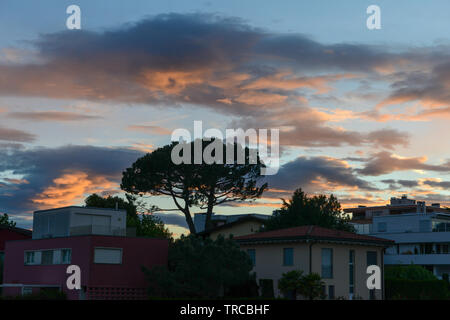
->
[[385, 265, 437, 281], [143, 234, 254, 299], [259, 279, 275, 298], [1, 289, 67, 300], [226, 274, 259, 298], [277, 270, 325, 300], [386, 279, 449, 300]]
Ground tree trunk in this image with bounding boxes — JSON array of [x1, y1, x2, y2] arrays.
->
[[181, 207, 196, 235], [204, 188, 215, 231]]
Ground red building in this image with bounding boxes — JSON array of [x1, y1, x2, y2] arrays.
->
[[0, 225, 32, 253], [1, 207, 169, 300], [0, 225, 32, 270]]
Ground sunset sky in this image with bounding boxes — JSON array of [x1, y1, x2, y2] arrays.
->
[[0, 0, 449, 235]]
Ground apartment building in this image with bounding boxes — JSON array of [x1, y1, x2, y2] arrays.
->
[[347, 196, 450, 279], [345, 195, 444, 234]]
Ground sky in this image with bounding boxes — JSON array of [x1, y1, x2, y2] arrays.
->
[[0, 0, 449, 236]]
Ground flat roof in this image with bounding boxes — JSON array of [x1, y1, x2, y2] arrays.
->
[[34, 206, 127, 213], [344, 205, 444, 213]]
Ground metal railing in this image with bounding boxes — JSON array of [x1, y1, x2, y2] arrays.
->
[[69, 225, 126, 236]]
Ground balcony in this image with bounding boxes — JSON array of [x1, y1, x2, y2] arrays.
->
[[69, 225, 126, 237], [385, 253, 450, 265]]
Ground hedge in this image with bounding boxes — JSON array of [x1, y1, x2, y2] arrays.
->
[[385, 278, 449, 300]]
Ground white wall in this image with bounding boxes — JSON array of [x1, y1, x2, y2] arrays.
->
[[32, 206, 126, 239]]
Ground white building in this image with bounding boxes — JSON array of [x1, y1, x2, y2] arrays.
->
[[32, 206, 127, 239], [348, 196, 450, 279]]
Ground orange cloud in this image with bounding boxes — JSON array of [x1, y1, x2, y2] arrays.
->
[[32, 171, 118, 209]]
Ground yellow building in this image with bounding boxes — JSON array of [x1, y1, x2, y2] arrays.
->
[[199, 216, 266, 240], [235, 225, 394, 300]]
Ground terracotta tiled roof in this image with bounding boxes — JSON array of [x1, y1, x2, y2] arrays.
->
[[234, 225, 394, 245]]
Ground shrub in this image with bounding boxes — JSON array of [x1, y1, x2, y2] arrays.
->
[[385, 279, 449, 300], [143, 235, 254, 299], [259, 279, 275, 298], [385, 265, 437, 281]]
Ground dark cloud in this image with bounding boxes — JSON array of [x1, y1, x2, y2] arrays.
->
[[381, 179, 419, 189], [0, 145, 143, 213], [266, 156, 376, 193], [7, 111, 102, 122], [0, 13, 445, 116], [0, 13, 432, 150], [422, 179, 450, 189], [366, 129, 410, 149], [358, 151, 450, 176], [231, 114, 410, 148], [0, 127, 36, 142], [379, 62, 450, 115]]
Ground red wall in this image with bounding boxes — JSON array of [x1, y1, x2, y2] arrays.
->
[[0, 229, 31, 251], [2, 235, 168, 299]]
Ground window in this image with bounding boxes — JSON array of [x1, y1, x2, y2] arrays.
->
[[420, 243, 433, 254], [349, 250, 355, 297], [377, 222, 387, 232], [247, 249, 256, 267], [25, 251, 35, 265], [94, 248, 122, 264], [283, 248, 294, 266], [328, 285, 335, 300], [61, 249, 72, 264], [367, 251, 377, 266], [41, 250, 54, 265], [372, 211, 383, 217], [321, 248, 333, 278], [22, 287, 33, 296]]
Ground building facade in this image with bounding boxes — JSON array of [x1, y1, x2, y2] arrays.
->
[[194, 212, 269, 233], [1, 206, 168, 300], [198, 216, 267, 240], [235, 225, 393, 300], [347, 196, 450, 279], [0, 225, 32, 295], [366, 212, 450, 278]]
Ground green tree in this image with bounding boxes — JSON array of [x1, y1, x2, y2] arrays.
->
[[0, 213, 16, 228], [278, 270, 304, 299], [143, 234, 255, 298], [84, 193, 172, 239], [264, 188, 354, 232], [121, 140, 267, 234], [278, 270, 325, 300], [0, 213, 14, 289], [299, 273, 326, 300]]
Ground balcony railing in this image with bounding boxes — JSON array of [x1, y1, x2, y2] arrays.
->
[[69, 225, 126, 237]]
